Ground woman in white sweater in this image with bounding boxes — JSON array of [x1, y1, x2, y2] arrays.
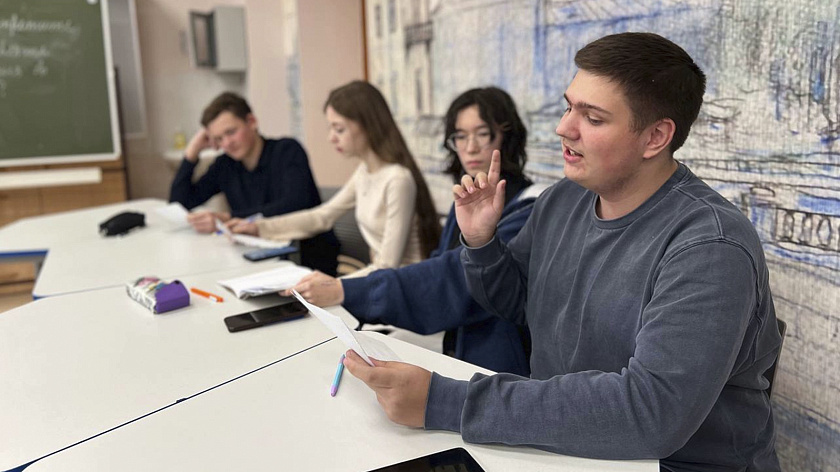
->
[[228, 81, 440, 278]]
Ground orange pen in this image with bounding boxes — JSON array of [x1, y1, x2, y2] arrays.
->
[[190, 287, 224, 303]]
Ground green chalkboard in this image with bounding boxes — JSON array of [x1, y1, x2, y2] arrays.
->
[[0, 0, 119, 165]]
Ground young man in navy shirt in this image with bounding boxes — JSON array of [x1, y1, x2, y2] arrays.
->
[[170, 92, 338, 274]]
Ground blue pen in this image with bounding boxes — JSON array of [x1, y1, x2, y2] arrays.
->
[[214, 218, 229, 236], [330, 354, 346, 397]]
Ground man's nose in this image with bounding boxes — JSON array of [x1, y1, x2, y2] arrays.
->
[[556, 114, 577, 141]]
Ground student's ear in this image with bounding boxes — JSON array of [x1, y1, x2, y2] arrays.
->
[[245, 113, 258, 130], [642, 118, 675, 159]]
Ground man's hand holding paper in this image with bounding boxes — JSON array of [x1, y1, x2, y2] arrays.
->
[[290, 290, 398, 366], [342, 349, 431, 428]]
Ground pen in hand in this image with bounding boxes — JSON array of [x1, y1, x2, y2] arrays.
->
[[330, 354, 346, 397]]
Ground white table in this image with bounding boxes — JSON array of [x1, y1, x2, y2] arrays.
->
[[0, 199, 166, 260], [0, 264, 358, 471], [23, 334, 658, 472], [0, 198, 265, 298], [32, 225, 260, 298]]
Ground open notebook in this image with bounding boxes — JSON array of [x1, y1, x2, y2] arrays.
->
[[217, 264, 312, 299]]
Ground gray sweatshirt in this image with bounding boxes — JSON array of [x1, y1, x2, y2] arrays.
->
[[426, 163, 781, 471]]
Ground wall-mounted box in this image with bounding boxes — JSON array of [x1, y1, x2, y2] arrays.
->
[[189, 6, 247, 72]]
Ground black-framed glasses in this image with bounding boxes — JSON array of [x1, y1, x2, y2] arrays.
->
[[445, 129, 494, 151]]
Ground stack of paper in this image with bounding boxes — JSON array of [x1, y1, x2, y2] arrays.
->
[[217, 265, 312, 299]]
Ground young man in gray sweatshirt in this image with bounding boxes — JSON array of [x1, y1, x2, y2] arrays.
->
[[344, 32, 782, 471]]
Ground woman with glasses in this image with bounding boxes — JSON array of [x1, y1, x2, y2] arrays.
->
[[287, 87, 537, 375], [227, 81, 441, 277]]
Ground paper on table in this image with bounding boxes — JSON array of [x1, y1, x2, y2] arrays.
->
[[231, 233, 291, 248], [291, 290, 399, 366], [215, 219, 290, 248], [155, 203, 190, 228], [217, 264, 312, 299]]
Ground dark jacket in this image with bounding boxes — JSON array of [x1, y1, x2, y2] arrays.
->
[[169, 137, 338, 275]]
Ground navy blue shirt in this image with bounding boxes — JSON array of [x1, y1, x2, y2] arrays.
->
[[169, 137, 338, 274]]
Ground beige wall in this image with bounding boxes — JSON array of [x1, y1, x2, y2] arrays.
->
[[125, 0, 365, 199], [296, 0, 366, 188], [244, 0, 288, 137]]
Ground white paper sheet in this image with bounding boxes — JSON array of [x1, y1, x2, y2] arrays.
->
[[291, 290, 399, 366], [230, 234, 291, 248], [355, 331, 401, 363], [215, 219, 290, 248], [155, 203, 190, 228]]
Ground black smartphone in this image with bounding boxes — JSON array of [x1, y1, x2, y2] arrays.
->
[[367, 448, 485, 472], [224, 301, 308, 332], [243, 246, 298, 262]]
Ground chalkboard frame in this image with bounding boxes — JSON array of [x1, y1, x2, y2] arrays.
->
[[0, 0, 122, 168]]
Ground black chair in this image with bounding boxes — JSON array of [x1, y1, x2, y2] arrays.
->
[[318, 187, 371, 276], [764, 318, 787, 397]]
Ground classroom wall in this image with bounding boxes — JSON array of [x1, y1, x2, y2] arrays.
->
[[244, 0, 288, 138], [296, 0, 366, 188], [124, 0, 364, 200], [248, 0, 366, 189]]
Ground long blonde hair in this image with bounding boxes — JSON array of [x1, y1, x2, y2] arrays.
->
[[324, 81, 440, 257]]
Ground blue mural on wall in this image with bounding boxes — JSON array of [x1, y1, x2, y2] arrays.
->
[[367, 0, 839, 469]]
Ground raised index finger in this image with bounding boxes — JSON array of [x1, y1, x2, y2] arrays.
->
[[487, 149, 502, 185]]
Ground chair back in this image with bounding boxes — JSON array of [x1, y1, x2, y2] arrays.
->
[[319, 187, 370, 275]]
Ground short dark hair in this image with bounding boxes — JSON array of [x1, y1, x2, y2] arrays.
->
[[201, 92, 252, 127], [442, 87, 528, 182], [574, 32, 706, 154]]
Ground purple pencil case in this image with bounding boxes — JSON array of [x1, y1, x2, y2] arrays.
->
[[126, 277, 190, 314]]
